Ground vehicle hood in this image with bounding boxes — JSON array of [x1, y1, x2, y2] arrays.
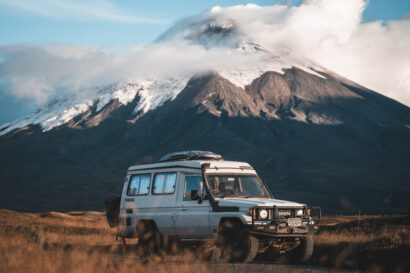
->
[[216, 198, 305, 209]]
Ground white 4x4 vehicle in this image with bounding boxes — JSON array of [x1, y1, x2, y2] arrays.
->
[[105, 151, 320, 263]]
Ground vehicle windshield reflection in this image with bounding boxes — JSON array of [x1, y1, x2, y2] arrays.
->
[[206, 175, 271, 199]]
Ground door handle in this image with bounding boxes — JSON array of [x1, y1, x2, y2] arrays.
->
[[181, 208, 187, 211]]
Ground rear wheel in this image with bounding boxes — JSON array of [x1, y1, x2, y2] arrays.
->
[[218, 221, 259, 263], [137, 223, 164, 263]]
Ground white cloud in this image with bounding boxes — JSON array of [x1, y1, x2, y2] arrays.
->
[[0, 42, 264, 105], [160, 0, 410, 106], [0, 0, 168, 24], [0, 0, 409, 119], [310, 19, 410, 107]]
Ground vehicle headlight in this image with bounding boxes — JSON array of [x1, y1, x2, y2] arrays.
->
[[259, 209, 268, 219], [296, 209, 304, 217]]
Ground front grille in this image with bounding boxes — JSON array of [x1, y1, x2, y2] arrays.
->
[[252, 207, 307, 221], [277, 209, 292, 218]]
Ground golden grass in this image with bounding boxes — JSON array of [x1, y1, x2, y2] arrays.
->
[[315, 216, 409, 245], [0, 209, 408, 273], [0, 209, 224, 273], [311, 215, 409, 273]]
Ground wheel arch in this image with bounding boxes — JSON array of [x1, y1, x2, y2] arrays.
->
[[218, 217, 245, 231], [136, 219, 160, 236]]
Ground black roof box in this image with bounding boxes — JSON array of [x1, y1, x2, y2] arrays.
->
[[159, 151, 223, 162]]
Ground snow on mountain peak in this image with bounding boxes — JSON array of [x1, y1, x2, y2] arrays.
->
[[0, 4, 331, 136], [0, 76, 190, 136], [156, 4, 326, 86]]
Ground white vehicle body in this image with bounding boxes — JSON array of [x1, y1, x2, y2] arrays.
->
[[116, 158, 314, 239]]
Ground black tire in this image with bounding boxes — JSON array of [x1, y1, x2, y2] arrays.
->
[[291, 234, 314, 264], [218, 221, 259, 263], [137, 223, 164, 262], [104, 195, 120, 228], [207, 247, 221, 262], [197, 244, 221, 262]]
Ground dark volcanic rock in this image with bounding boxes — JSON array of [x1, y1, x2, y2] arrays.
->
[[0, 68, 409, 214]]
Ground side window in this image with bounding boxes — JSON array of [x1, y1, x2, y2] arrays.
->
[[127, 174, 151, 196], [153, 172, 176, 194], [184, 175, 204, 201]]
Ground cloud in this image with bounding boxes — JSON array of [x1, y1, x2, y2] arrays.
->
[[0, 42, 263, 105], [160, 0, 410, 107], [0, 0, 168, 24], [0, 0, 409, 123]]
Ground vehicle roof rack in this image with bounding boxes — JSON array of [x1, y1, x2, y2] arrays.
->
[[159, 151, 223, 162]]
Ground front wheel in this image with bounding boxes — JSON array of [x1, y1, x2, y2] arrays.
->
[[197, 244, 221, 262], [218, 221, 259, 263], [290, 234, 314, 264]]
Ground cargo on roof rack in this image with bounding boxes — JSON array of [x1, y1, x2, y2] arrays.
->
[[159, 150, 223, 162]]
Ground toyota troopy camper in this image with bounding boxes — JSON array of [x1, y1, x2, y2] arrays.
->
[[105, 151, 320, 263]]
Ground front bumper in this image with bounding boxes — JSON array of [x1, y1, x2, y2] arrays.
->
[[249, 206, 321, 237]]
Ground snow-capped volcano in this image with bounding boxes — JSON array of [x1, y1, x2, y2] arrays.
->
[[0, 9, 327, 136]]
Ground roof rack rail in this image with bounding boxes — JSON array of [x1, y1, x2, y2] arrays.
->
[[159, 151, 223, 162]]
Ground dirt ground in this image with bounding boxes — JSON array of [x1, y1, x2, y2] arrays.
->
[[0, 209, 408, 273]]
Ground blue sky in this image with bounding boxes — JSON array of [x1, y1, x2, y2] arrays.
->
[[1, 0, 409, 48]]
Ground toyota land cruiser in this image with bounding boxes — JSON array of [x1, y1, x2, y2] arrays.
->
[[105, 151, 321, 263]]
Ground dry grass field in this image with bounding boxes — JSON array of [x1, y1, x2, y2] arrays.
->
[[313, 215, 409, 272], [0, 209, 408, 273]]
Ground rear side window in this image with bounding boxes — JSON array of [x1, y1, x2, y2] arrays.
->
[[153, 172, 176, 194], [127, 174, 151, 196]]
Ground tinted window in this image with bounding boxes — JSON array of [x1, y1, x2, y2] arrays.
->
[[153, 173, 176, 194], [183, 175, 204, 201], [127, 174, 151, 196]]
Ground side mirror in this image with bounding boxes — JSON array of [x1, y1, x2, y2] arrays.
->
[[191, 190, 199, 200]]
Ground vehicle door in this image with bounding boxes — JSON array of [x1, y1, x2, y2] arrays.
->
[[175, 173, 212, 237], [148, 172, 179, 236]]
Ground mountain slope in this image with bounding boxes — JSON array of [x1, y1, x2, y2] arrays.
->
[[0, 68, 409, 213]]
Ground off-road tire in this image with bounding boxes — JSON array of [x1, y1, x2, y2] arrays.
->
[[207, 247, 221, 262], [197, 244, 221, 262], [137, 223, 164, 262], [104, 195, 120, 228], [218, 221, 259, 263], [291, 234, 313, 264]]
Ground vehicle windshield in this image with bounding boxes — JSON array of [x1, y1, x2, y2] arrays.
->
[[206, 174, 271, 199]]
